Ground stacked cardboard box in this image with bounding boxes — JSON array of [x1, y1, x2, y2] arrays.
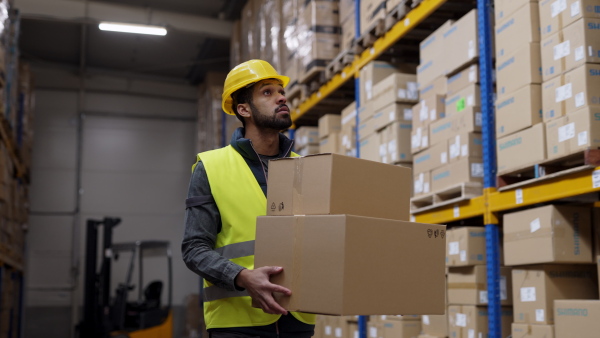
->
[[340, 101, 357, 157], [360, 0, 386, 36], [502, 204, 599, 337], [318, 114, 343, 155], [255, 154, 447, 315], [282, 0, 301, 93], [294, 126, 320, 156], [340, 0, 356, 51], [368, 315, 422, 338], [315, 315, 359, 338], [494, 0, 546, 175]]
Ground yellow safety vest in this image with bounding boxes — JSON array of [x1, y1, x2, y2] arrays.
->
[[195, 145, 316, 329]]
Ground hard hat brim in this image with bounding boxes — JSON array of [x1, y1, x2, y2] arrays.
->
[[222, 75, 290, 115]]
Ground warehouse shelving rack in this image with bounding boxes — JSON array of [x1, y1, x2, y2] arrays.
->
[[287, 0, 600, 337]]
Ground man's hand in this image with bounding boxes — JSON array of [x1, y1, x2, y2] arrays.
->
[[235, 266, 290, 315]]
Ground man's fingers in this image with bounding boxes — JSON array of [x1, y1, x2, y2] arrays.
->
[[263, 266, 284, 275], [268, 283, 292, 296]]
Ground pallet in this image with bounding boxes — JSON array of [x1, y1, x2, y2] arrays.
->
[[385, 0, 412, 31], [299, 65, 326, 86], [354, 18, 387, 54], [497, 149, 600, 191], [325, 49, 355, 80], [286, 84, 307, 109], [410, 182, 483, 214]]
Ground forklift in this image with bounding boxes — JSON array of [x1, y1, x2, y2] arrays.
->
[[77, 217, 173, 338]]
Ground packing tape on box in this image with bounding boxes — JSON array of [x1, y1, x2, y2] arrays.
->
[[447, 282, 486, 290], [504, 227, 566, 242]]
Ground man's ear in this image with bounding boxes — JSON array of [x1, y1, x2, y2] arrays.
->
[[237, 103, 251, 118]]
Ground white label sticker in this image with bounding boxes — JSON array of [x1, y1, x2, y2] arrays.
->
[[578, 131, 588, 146], [558, 122, 575, 142], [475, 112, 483, 126], [379, 144, 387, 157], [454, 205, 460, 218], [430, 109, 437, 121], [467, 94, 474, 107], [590, 46, 594, 57], [555, 83, 573, 102], [450, 143, 460, 159], [389, 111, 395, 122], [441, 152, 448, 164], [366, 80, 373, 100], [461, 144, 469, 156], [516, 189, 524, 204], [553, 40, 571, 60], [468, 329, 475, 338], [530, 218, 541, 233], [411, 134, 420, 149], [404, 108, 412, 121], [472, 163, 484, 177], [469, 67, 476, 82], [575, 46, 585, 61], [410, 215, 416, 222], [571, 1, 581, 16], [336, 328, 342, 338], [420, 103, 428, 121], [500, 276, 508, 300], [398, 88, 407, 99], [552, 0, 567, 17], [468, 40, 475, 59], [326, 326, 332, 335], [575, 92, 585, 108], [592, 169, 600, 188], [456, 313, 467, 327], [422, 136, 429, 147], [369, 327, 377, 338], [354, 331, 359, 338], [449, 241, 460, 255], [414, 179, 423, 194], [423, 315, 430, 325], [536, 309, 545, 322], [460, 250, 467, 262], [480, 291, 488, 304], [424, 182, 430, 193], [521, 287, 536, 302]]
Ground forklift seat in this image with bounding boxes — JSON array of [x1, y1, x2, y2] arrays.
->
[[144, 281, 162, 309]]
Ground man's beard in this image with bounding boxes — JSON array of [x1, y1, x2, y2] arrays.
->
[[250, 102, 293, 131]]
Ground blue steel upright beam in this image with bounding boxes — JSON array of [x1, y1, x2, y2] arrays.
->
[[477, 0, 501, 336]]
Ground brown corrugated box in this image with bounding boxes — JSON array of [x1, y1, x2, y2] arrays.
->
[[373, 102, 413, 132], [539, 0, 561, 37], [295, 126, 320, 150], [448, 132, 483, 163], [563, 17, 600, 71], [431, 157, 483, 193], [297, 145, 321, 156], [360, 0, 386, 36], [495, 84, 543, 138], [341, 15, 355, 51], [412, 94, 446, 129], [540, 0, 600, 36], [447, 265, 513, 306], [542, 76, 564, 121], [417, 20, 454, 88], [512, 265, 599, 324], [504, 205, 593, 266], [319, 132, 342, 155], [413, 141, 448, 174], [545, 107, 600, 160], [496, 123, 546, 175], [359, 131, 382, 162], [381, 120, 413, 164], [358, 115, 377, 141], [496, 42, 542, 96], [445, 10, 479, 75], [372, 73, 419, 112], [511, 323, 555, 338], [495, 2, 540, 58], [541, 31, 564, 81], [429, 107, 482, 146], [554, 300, 600, 338], [361, 61, 417, 106], [420, 75, 448, 98], [446, 227, 487, 267], [446, 64, 479, 97], [318, 114, 342, 139], [448, 305, 513, 338], [413, 171, 431, 197], [421, 313, 448, 337], [371, 319, 422, 338], [411, 126, 429, 154], [445, 84, 481, 117], [254, 215, 447, 315], [494, 0, 533, 22]]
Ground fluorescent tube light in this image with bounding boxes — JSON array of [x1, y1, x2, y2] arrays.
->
[[99, 22, 167, 36]]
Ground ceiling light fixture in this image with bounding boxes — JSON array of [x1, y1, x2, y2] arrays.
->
[[98, 22, 167, 36]]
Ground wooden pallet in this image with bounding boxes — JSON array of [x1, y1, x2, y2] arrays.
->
[[385, 0, 411, 31], [410, 182, 483, 214], [497, 149, 600, 191], [354, 18, 387, 54], [299, 64, 326, 86], [325, 49, 355, 80]]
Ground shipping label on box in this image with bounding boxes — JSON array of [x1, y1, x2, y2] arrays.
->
[[431, 157, 483, 193], [503, 204, 593, 266], [496, 42, 543, 96], [411, 126, 429, 154], [373, 102, 413, 132], [541, 31, 566, 81], [413, 171, 431, 197], [318, 114, 342, 139], [446, 227, 487, 267], [413, 141, 448, 174], [444, 10, 479, 75], [359, 131, 382, 162], [564, 63, 600, 115], [563, 0, 600, 27], [512, 265, 598, 324], [429, 107, 482, 146], [447, 265, 513, 306], [445, 84, 480, 117], [382, 120, 413, 164], [412, 94, 446, 129], [546, 107, 600, 159], [372, 73, 419, 112], [539, 0, 562, 36], [449, 305, 513, 338], [446, 64, 479, 97], [496, 84, 543, 137], [255, 215, 447, 315], [495, 3, 541, 58], [563, 18, 600, 72], [511, 323, 555, 338], [448, 132, 483, 163], [497, 123, 546, 174], [555, 300, 600, 338]]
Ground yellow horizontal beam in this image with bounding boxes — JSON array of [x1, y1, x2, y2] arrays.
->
[[413, 195, 485, 224], [489, 167, 600, 212]]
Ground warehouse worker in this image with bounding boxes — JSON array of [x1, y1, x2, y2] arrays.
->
[[182, 59, 316, 338]]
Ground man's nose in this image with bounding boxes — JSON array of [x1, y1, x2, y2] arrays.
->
[[277, 93, 287, 105]]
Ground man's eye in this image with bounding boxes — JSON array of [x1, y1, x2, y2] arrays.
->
[[264, 90, 271, 95]]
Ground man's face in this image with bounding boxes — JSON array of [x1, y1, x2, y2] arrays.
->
[[248, 79, 292, 131]]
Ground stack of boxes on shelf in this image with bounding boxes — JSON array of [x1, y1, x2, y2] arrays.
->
[[368, 315, 422, 338], [340, 0, 356, 51], [318, 114, 342, 155], [502, 204, 600, 337], [412, 10, 484, 203], [293, 126, 320, 156], [315, 316, 359, 338]]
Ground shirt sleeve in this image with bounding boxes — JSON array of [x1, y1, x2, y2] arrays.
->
[[181, 161, 245, 291]]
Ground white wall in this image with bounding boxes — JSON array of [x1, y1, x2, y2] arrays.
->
[[25, 65, 201, 335]]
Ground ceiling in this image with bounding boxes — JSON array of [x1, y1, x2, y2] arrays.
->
[[16, 0, 248, 85]]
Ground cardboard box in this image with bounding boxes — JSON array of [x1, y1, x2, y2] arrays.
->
[[358, 115, 377, 141], [318, 114, 342, 139], [421, 314, 448, 337], [448, 305, 513, 338], [495, 3, 541, 58], [298, 32, 341, 81], [542, 76, 565, 121], [445, 84, 480, 117], [361, 61, 417, 105], [564, 63, 600, 115], [319, 132, 341, 154], [267, 153, 412, 219], [495, 84, 543, 138], [447, 64, 479, 97], [563, 18, 600, 71], [254, 215, 447, 315], [562, 0, 600, 28], [419, 75, 448, 97], [382, 120, 413, 164], [413, 141, 449, 174], [295, 126, 320, 150], [503, 205, 593, 266], [554, 300, 600, 338], [359, 131, 382, 162], [431, 157, 484, 193], [361, 0, 386, 36], [448, 132, 483, 163], [496, 123, 546, 175], [445, 10, 479, 74], [429, 107, 482, 146], [448, 265, 513, 306], [297, 145, 321, 156], [413, 171, 431, 197], [495, 0, 535, 21], [418, 20, 454, 88], [545, 107, 600, 160], [496, 42, 542, 96], [539, 0, 561, 36], [341, 15, 356, 51], [359, 100, 376, 122], [372, 73, 419, 112], [411, 126, 429, 154], [512, 265, 599, 324], [374, 320, 422, 338], [511, 323, 555, 338], [371, 314, 421, 322], [373, 102, 413, 131], [541, 31, 565, 81], [446, 227, 487, 267], [412, 94, 446, 129]]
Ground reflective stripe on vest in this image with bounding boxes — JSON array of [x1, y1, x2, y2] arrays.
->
[[197, 145, 315, 329]]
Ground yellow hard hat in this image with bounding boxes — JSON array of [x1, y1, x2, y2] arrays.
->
[[222, 59, 290, 115]]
